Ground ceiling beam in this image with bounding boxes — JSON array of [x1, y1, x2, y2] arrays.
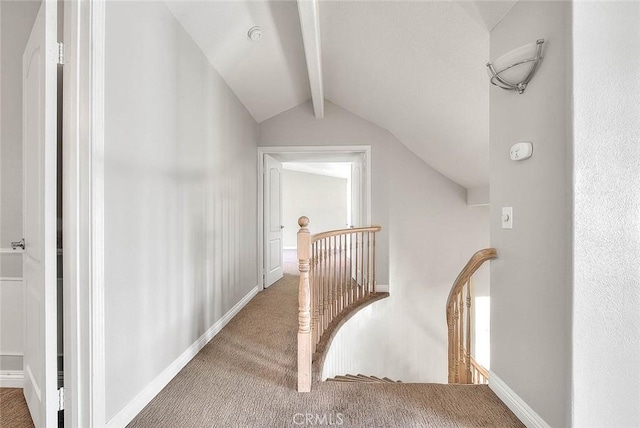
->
[[297, 0, 324, 118]]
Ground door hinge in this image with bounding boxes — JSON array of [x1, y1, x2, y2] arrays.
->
[[262, 275, 265, 286], [58, 387, 64, 411], [57, 42, 64, 65]]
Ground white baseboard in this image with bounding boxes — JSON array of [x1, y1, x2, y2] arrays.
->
[[375, 284, 389, 293], [105, 285, 261, 428], [489, 371, 550, 428], [0, 370, 24, 388]]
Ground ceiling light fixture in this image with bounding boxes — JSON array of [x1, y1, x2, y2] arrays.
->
[[248, 26, 263, 41], [486, 39, 545, 94]]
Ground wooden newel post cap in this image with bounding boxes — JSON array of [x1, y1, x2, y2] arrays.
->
[[298, 216, 309, 228]]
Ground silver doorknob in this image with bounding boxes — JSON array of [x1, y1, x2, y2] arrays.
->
[[11, 238, 25, 250], [280, 225, 285, 229]]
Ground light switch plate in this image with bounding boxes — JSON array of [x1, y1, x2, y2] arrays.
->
[[502, 207, 513, 229]]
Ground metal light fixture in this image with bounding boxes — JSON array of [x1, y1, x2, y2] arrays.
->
[[486, 39, 545, 94]]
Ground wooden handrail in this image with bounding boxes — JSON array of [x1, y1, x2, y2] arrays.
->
[[470, 356, 489, 384], [312, 226, 382, 242], [297, 217, 382, 392], [446, 248, 496, 309], [446, 248, 496, 384]]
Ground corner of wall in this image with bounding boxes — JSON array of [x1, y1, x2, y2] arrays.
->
[[467, 185, 490, 206], [489, 371, 551, 428]]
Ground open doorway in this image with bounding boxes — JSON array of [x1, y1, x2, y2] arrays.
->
[[281, 162, 351, 276], [258, 146, 371, 288]]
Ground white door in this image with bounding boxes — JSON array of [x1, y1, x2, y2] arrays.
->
[[264, 155, 284, 287], [22, 2, 59, 427]]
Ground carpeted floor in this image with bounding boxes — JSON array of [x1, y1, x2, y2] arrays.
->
[[0, 388, 34, 428], [128, 274, 524, 428]]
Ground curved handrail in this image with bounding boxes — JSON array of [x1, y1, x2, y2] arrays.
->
[[312, 226, 381, 242], [446, 248, 497, 312], [297, 217, 383, 392], [446, 248, 496, 384]]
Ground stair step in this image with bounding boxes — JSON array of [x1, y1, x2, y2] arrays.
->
[[346, 374, 376, 382], [370, 376, 395, 383], [327, 376, 361, 383], [326, 374, 402, 384], [356, 374, 382, 382]]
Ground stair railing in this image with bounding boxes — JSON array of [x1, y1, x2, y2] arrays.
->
[[446, 248, 496, 384], [470, 356, 489, 384], [297, 216, 382, 392]]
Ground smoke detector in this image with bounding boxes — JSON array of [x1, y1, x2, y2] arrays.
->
[[248, 26, 263, 41]]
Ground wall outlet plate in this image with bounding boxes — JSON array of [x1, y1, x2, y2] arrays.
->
[[510, 142, 533, 161]]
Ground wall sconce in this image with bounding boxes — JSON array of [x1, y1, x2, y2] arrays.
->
[[486, 39, 545, 94]]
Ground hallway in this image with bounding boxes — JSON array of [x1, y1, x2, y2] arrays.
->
[[127, 274, 523, 427]]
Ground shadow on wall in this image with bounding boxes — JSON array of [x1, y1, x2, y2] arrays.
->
[[104, 1, 258, 420]]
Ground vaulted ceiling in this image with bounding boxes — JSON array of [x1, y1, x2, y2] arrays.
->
[[166, 0, 517, 189], [165, 1, 311, 122]]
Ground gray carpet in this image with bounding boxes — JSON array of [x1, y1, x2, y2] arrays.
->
[[128, 275, 523, 427]]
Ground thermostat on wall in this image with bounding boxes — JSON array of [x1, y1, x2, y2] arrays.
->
[[510, 142, 533, 161]]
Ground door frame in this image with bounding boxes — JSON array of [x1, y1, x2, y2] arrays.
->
[[62, 0, 106, 426], [257, 146, 372, 289]]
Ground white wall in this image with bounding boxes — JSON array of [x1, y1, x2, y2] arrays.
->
[[259, 100, 489, 382], [282, 169, 348, 247], [489, 2, 572, 426], [104, 1, 258, 421], [0, 0, 41, 374], [572, 2, 640, 426]]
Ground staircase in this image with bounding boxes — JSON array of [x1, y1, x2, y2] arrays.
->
[[295, 215, 494, 390], [296, 216, 386, 392], [327, 374, 402, 384], [446, 248, 496, 385]]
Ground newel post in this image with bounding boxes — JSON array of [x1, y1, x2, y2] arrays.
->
[[297, 216, 312, 392]]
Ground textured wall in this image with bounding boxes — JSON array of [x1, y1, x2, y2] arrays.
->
[[260, 101, 489, 382], [572, 2, 640, 426], [104, 1, 258, 420], [489, 2, 572, 426]]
